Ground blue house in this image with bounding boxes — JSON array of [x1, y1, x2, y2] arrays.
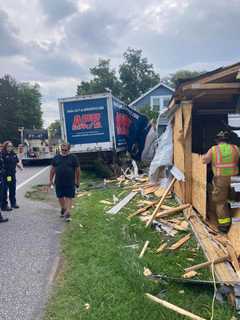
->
[[129, 82, 174, 112]]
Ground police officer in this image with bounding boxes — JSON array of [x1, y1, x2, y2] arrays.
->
[[2, 141, 22, 210], [0, 144, 8, 222]]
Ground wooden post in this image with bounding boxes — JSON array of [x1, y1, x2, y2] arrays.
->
[[182, 101, 192, 203], [146, 177, 176, 228], [184, 255, 229, 273], [146, 293, 207, 320], [156, 204, 190, 219], [139, 241, 150, 258]]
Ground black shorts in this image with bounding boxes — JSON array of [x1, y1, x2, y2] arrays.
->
[[55, 185, 75, 198]]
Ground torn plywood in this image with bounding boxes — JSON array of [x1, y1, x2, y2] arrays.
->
[[191, 153, 207, 219], [173, 106, 185, 201]]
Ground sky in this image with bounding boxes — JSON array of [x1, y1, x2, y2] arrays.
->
[[0, 0, 239, 127]]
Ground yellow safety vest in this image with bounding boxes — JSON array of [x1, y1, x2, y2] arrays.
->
[[212, 143, 239, 176]]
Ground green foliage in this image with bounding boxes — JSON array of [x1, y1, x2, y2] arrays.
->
[[77, 59, 121, 97], [76, 50, 207, 108], [48, 120, 61, 141], [138, 105, 159, 121], [0, 75, 42, 145], [119, 48, 160, 103], [76, 49, 160, 104], [163, 70, 206, 88]]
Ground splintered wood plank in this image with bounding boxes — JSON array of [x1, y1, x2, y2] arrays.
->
[[143, 185, 159, 195], [169, 234, 191, 250], [156, 204, 190, 219], [191, 153, 207, 219], [139, 241, 150, 258], [154, 186, 166, 198], [145, 294, 207, 320], [185, 208, 240, 284], [107, 192, 137, 214]]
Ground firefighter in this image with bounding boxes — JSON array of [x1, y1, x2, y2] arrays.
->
[[203, 131, 240, 233], [2, 141, 22, 210], [0, 144, 8, 222]]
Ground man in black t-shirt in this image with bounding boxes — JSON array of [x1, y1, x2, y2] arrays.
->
[[49, 143, 80, 222]]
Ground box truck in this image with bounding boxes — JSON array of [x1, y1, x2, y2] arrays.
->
[[58, 93, 149, 164]]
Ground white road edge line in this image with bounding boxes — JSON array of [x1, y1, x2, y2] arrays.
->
[[16, 166, 50, 191]]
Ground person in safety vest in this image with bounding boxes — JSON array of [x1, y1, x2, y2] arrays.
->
[[202, 131, 240, 233]]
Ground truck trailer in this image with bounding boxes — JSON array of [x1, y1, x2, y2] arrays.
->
[[58, 93, 149, 166]]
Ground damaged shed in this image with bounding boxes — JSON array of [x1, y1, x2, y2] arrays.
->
[[165, 62, 240, 307]]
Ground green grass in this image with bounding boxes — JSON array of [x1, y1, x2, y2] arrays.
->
[[44, 174, 236, 320]]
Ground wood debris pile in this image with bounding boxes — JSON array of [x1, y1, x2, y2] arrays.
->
[[103, 173, 240, 313]]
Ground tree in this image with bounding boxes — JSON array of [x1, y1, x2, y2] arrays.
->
[[48, 120, 61, 143], [77, 59, 121, 96], [0, 75, 19, 144], [17, 83, 42, 129], [0, 75, 42, 145], [138, 105, 159, 122], [163, 70, 206, 88], [119, 48, 160, 104]]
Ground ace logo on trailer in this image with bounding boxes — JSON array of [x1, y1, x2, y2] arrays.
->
[[72, 113, 102, 130], [115, 113, 132, 136]]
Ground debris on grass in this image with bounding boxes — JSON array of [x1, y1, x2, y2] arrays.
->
[[99, 200, 113, 205], [139, 240, 150, 258], [169, 234, 191, 251], [156, 242, 168, 253], [84, 303, 90, 310], [182, 270, 198, 279], [146, 293, 207, 320], [143, 267, 152, 277]]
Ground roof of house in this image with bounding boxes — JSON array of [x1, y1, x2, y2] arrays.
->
[[129, 82, 174, 107]]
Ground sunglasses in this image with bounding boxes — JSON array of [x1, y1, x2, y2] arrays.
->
[[61, 148, 68, 152]]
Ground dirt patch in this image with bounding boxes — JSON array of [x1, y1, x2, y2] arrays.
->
[[25, 184, 56, 203]]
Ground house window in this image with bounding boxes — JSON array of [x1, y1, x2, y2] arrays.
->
[[150, 95, 171, 112], [151, 97, 161, 111]]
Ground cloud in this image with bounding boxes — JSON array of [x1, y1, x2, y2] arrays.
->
[[1, 0, 240, 125], [40, 78, 80, 126], [40, 0, 77, 23], [64, 7, 132, 55], [0, 9, 23, 56]]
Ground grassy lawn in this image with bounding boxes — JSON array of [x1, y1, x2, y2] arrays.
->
[[44, 172, 236, 320]]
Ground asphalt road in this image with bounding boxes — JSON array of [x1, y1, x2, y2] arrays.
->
[[0, 166, 64, 320]]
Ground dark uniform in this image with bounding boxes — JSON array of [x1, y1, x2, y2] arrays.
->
[[0, 153, 5, 210], [2, 151, 19, 209], [0, 152, 8, 222]]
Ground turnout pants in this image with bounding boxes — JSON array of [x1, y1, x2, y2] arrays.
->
[[212, 176, 231, 230], [2, 175, 16, 208]]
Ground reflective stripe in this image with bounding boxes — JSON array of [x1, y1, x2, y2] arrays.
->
[[216, 145, 221, 176], [215, 163, 238, 168], [212, 144, 239, 176], [232, 144, 240, 157], [218, 217, 231, 225]]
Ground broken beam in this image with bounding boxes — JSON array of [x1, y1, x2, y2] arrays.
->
[[146, 293, 207, 320], [156, 204, 190, 219], [146, 177, 176, 228], [184, 255, 229, 273]]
